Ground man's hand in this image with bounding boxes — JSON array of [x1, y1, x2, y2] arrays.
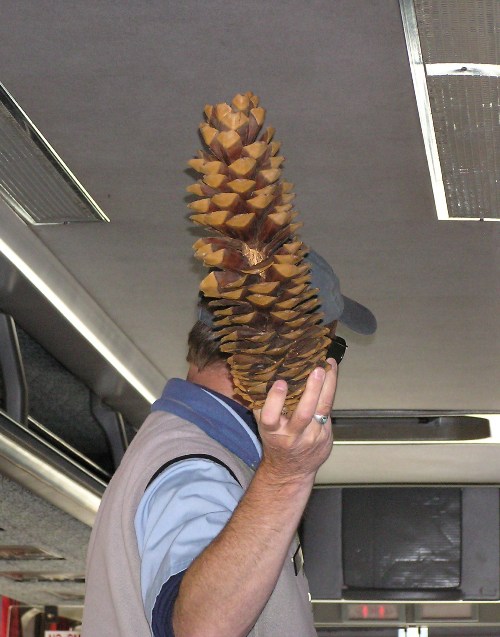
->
[[254, 358, 337, 485]]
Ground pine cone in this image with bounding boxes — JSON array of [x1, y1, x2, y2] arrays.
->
[[188, 92, 331, 410]]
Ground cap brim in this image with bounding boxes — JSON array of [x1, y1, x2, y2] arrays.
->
[[340, 295, 377, 335]]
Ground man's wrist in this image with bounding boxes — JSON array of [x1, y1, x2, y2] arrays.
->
[[256, 457, 316, 494]]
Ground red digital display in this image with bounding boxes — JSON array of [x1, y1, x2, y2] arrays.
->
[[346, 603, 400, 621]]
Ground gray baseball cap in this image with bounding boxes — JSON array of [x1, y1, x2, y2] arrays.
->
[[307, 249, 377, 335], [199, 248, 377, 335]]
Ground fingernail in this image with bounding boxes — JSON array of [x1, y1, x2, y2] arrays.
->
[[273, 379, 287, 392], [313, 367, 326, 380], [326, 357, 337, 368]]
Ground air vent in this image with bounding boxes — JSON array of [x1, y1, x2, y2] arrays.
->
[[0, 571, 85, 584], [400, 0, 499, 221], [0, 572, 84, 583], [0, 546, 63, 560], [0, 83, 109, 225], [51, 590, 85, 602]]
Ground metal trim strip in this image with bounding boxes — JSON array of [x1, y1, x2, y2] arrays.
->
[[399, 0, 449, 221], [426, 63, 500, 77]]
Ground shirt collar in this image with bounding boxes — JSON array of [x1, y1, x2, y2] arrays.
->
[[197, 386, 259, 440]]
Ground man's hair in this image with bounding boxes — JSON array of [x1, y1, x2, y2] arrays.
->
[[186, 319, 226, 370]]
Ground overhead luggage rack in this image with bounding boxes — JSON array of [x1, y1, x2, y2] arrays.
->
[[331, 411, 491, 442], [316, 411, 500, 486]]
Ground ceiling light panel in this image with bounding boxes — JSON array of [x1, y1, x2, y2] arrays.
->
[[0, 83, 109, 225], [427, 75, 499, 219], [415, 0, 498, 65], [400, 0, 499, 221]]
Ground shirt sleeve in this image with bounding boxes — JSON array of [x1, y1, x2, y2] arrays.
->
[[134, 458, 244, 628], [151, 570, 185, 637]]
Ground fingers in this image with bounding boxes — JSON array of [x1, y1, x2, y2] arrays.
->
[[288, 359, 338, 434], [254, 378, 288, 432], [314, 358, 338, 421], [254, 358, 338, 435]]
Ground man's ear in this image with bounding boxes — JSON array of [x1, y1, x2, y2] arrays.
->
[[326, 320, 338, 338]]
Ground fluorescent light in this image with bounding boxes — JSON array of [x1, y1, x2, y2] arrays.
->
[[399, 0, 500, 222]]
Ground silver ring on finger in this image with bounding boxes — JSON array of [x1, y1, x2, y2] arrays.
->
[[313, 413, 329, 426]]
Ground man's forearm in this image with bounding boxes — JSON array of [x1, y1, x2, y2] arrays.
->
[[172, 460, 315, 637]]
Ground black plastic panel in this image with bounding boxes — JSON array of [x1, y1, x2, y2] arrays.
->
[[342, 487, 461, 590]]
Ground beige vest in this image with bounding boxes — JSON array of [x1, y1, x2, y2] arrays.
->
[[82, 410, 317, 637]]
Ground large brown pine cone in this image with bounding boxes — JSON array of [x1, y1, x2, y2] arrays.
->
[[188, 92, 330, 410]]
